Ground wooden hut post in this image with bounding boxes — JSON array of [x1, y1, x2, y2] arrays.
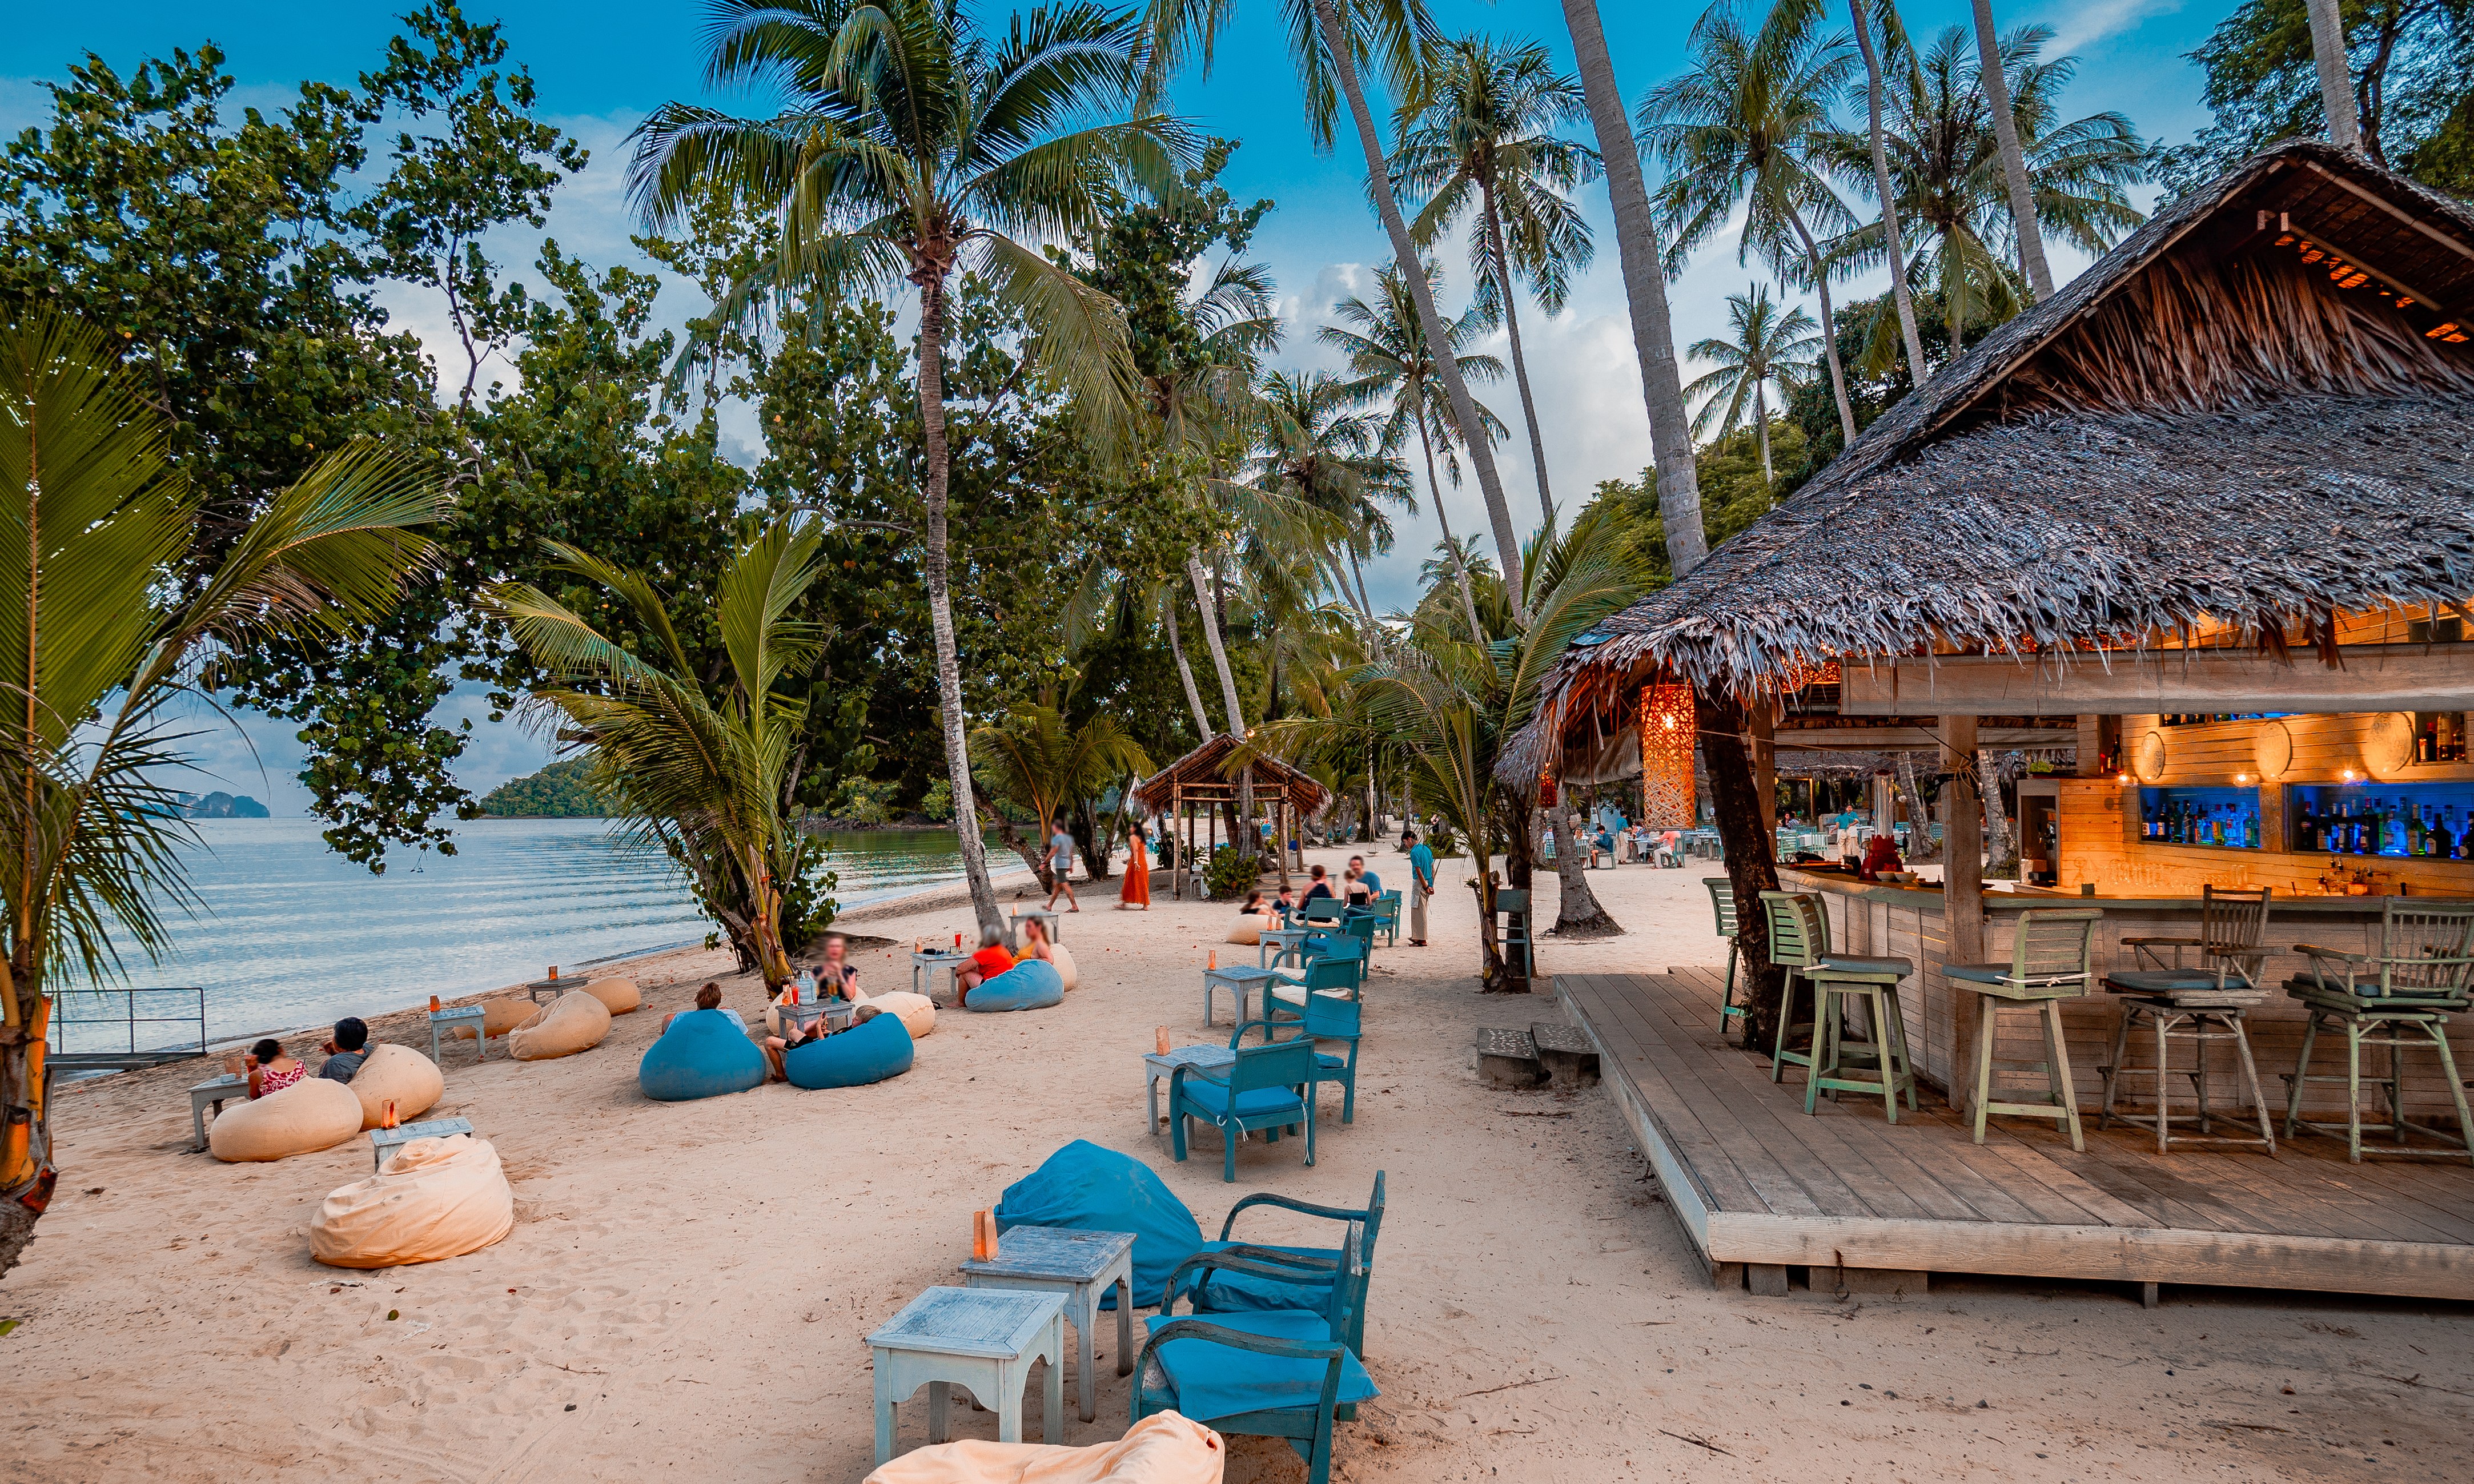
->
[[1750, 705, 1778, 835], [1275, 794, 1292, 892], [1172, 782, 1186, 900], [1940, 714, 1986, 1114]]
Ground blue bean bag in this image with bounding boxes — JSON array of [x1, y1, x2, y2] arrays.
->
[[638, 1008, 766, 1101], [783, 1010, 914, 1089], [994, 1139, 1202, 1308], [966, 956, 1065, 1012]]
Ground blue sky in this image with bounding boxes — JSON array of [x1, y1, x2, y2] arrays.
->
[[4, 0, 2229, 816]]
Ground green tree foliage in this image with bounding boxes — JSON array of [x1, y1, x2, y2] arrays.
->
[[2159, 0, 2474, 194], [478, 757, 608, 818], [1587, 417, 1810, 583]]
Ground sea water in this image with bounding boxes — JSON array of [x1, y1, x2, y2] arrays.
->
[[51, 818, 1018, 1053]]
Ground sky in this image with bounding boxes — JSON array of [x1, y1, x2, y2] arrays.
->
[[3, 0, 2232, 815]]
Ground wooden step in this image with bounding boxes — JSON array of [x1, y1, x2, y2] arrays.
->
[[1474, 1026, 1545, 1088], [1528, 1021, 1601, 1088]]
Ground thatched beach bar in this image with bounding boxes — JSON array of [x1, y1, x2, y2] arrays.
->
[[1521, 142, 2474, 1301]]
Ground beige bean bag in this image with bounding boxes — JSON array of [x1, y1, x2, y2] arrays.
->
[[1223, 914, 1275, 947], [208, 1077, 364, 1163], [310, 1133, 515, 1269], [1046, 943, 1079, 992], [855, 989, 935, 1039], [506, 990, 612, 1060], [580, 976, 642, 1014], [862, 1411, 1222, 1484], [451, 998, 537, 1041], [347, 1043, 444, 1131]]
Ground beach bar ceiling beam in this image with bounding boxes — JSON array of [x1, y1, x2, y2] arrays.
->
[[1840, 643, 2474, 717]]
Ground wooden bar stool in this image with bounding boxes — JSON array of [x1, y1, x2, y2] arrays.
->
[[2280, 901, 2474, 1163], [1761, 891, 1917, 1120], [2100, 886, 2276, 1155], [1951, 908, 2104, 1150], [1703, 878, 1744, 1037]]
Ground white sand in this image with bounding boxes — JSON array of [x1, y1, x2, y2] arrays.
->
[[7, 848, 2469, 1482]]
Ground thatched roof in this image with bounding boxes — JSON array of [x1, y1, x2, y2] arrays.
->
[[1508, 142, 2474, 786], [1131, 734, 1332, 818]]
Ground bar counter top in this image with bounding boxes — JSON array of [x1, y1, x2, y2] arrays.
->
[[1774, 866, 2473, 914]]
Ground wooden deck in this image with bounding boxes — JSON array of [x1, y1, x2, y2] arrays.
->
[[1560, 970, 2474, 1301]]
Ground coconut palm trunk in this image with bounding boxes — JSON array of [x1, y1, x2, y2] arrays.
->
[[918, 283, 1006, 939], [1481, 194, 1556, 528], [1559, 0, 1706, 578], [2304, 0, 2363, 152], [1547, 798, 1619, 936], [1184, 549, 1258, 862], [1850, 0, 1929, 381], [1163, 590, 1213, 741], [1308, 0, 1529, 615], [1784, 207, 1859, 444], [1753, 379, 1774, 486], [1414, 410, 1485, 638], [1969, 0, 2054, 301]]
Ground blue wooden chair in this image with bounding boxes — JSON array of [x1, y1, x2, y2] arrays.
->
[[1366, 891, 1402, 947], [1191, 1173, 1385, 1354], [1232, 992, 1362, 1123], [1262, 951, 1361, 1027], [1170, 1037, 1317, 1183], [1300, 896, 1347, 924], [1289, 934, 1366, 991], [1134, 1225, 1373, 1484]]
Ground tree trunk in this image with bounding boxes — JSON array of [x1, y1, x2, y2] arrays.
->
[[1482, 188, 1555, 529], [1852, 0, 1931, 383], [2304, 0, 2364, 152], [1415, 402, 1486, 640], [917, 279, 1006, 940], [1547, 803, 1621, 938], [1163, 589, 1212, 743], [1786, 206, 1859, 445], [1897, 753, 1938, 860], [1753, 380, 1774, 488], [1977, 750, 2017, 875], [1184, 550, 1258, 860], [1311, 0, 1529, 618], [1969, 0, 2054, 301], [1698, 688, 1786, 1048], [1070, 797, 1114, 882], [981, 800, 1051, 887], [1560, 0, 1706, 578]]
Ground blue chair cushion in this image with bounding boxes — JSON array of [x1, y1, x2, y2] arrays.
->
[[1144, 1309, 1377, 1422], [1312, 1051, 1349, 1072], [967, 956, 1065, 1012], [782, 1010, 914, 1089], [1815, 954, 1912, 977], [1180, 1081, 1306, 1121], [2108, 969, 2252, 994], [995, 1140, 1203, 1308], [1188, 1241, 1337, 1313], [637, 1008, 767, 1101]]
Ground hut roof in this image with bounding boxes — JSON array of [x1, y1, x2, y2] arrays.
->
[[1132, 734, 1333, 819], [1509, 142, 2474, 784]]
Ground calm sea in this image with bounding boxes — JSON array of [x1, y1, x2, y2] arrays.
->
[[51, 819, 1018, 1055]]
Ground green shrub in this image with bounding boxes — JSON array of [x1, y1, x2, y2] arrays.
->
[[1204, 844, 1255, 898]]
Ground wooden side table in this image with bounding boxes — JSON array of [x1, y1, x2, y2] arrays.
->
[[1010, 906, 1062, 943], [1257, 926, 1311, 970], [959, 1225, 1135, 1423], [867, 1286, 1065, 1465], [429, 1004, 489, 1064], [1145, 1044, 1234, 1133], [370, 1116, 475, 1170], [188, 1073, 246, 1152], [1201, 964, 1277, 1027], [523, 976, 579, 1005], [911, 951, 969, 998]]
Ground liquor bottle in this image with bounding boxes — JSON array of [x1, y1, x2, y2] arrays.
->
[[2295, 797, 2316, 852], [2410, 807, 2428, 857], [2244, 807, 2260, 849], [2382, 799, 2403, 855]]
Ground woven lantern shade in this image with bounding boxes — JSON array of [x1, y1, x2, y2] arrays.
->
[[1640, 683, 1696, 829]]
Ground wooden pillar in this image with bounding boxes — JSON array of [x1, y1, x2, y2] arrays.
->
[[1275, 795, 1292, 892], [1940, 714, 1985, 1115], [1871, 773, 1897, 833], [1171, 784, 1184, 899], [1749, 703, 1778, 838]]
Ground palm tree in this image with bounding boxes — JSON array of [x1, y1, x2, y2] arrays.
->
[[1554, 0, 1710, 579], [2, 308, 445, 1274], [1319, 260, 1506, 641], [629, 0, 1192, 942], [1846, 0, 1929, 381], [2304, 0, 2364, 152], [1968, 0, 2053, 299], [1391, 35, 1598, 529], [972, 703, 1154, 886], [1830, 24, 2144, 353], [1141, 0, 1535, 619], [489, 519, 830, 990], [1637, 0, 1865, 445], [1248, 369, 1413, 654], [1684, 284, 1819, 487]]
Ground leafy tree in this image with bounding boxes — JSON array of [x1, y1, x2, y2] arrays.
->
[[478, 757, 608, 817], [971, 705, 1154, 884], [2, 308, 445, 1276], [1248, 371, 1412, 651], [2158, 0, 2474, 193], [1684, 283, 1820, 487]]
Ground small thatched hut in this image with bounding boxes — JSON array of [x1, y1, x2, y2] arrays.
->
[[1133, 735, 1332, 897]]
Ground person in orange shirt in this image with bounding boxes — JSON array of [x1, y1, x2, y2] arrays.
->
[[955, 928, 1015, 1008]]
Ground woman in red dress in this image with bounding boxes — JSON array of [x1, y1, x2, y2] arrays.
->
[[1119, 823, 1152, 910]]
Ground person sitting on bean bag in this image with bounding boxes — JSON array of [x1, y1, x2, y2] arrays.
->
[[316, 1018, 371, 1084], [761, 1003, 883, 1082], [660, 982, 730, 1035], [955, 928, 1014, 1009], [227, 1039, 307, 1099]]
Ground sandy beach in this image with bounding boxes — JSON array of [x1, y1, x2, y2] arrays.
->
[[7, 848, 2469, 1483]]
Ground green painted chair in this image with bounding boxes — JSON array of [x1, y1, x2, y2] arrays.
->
[[2100, 886, 2276, 1154], [1300, 897, 1347, 924], [1760, 890, 1917, 1120], [1951, 908, 2103, 1150], [1233, 991, 1361, 1123], [1170, 1036, 1318, 1183], [2282, 900, 2474, 1163], [1366, 891, 1402, 947], [1704, 878, 1744, 1036]]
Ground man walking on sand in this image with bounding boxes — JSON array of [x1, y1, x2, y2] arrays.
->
[[1406, 829, 1435, 947], [1045, 819, 1079, 912]]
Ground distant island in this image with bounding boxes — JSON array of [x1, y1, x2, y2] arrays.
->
[[479, 756, 607, 818], [177, 791, 270, 819]]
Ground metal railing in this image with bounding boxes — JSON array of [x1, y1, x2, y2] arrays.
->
[[46, 986, 209, 1070]]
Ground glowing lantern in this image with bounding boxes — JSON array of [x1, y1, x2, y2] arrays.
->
[[1640, 683, 1696, 829]]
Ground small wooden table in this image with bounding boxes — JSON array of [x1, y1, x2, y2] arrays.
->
[[959, 1225, 1135, 1423], [868, 1285, 1066, 1465], [911, 950, 970, 999], [370, 1116, 475, 1170], [523, 975, 580, 1005], [1144, 1043, 1235, 1133], [428, 1004, 489, 1064], [1257, 926, 1312, 970], [1202, 964, 1278, 1027], [776, 999, 856, 1037], [1010, 906, 1063, 943], [188, 1073, 247, 1152]]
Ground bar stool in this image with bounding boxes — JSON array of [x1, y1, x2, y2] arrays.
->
[[1703, 878, 1743, 1037], [2100, 886, 2276, 1155], [1949, 909, 2103, 1149], [1761, 891, 1918, 1120], [2281, 901, 2474, 1163]]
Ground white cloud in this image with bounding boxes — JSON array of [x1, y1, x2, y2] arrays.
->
[[2034, 0, 2186, 59]]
